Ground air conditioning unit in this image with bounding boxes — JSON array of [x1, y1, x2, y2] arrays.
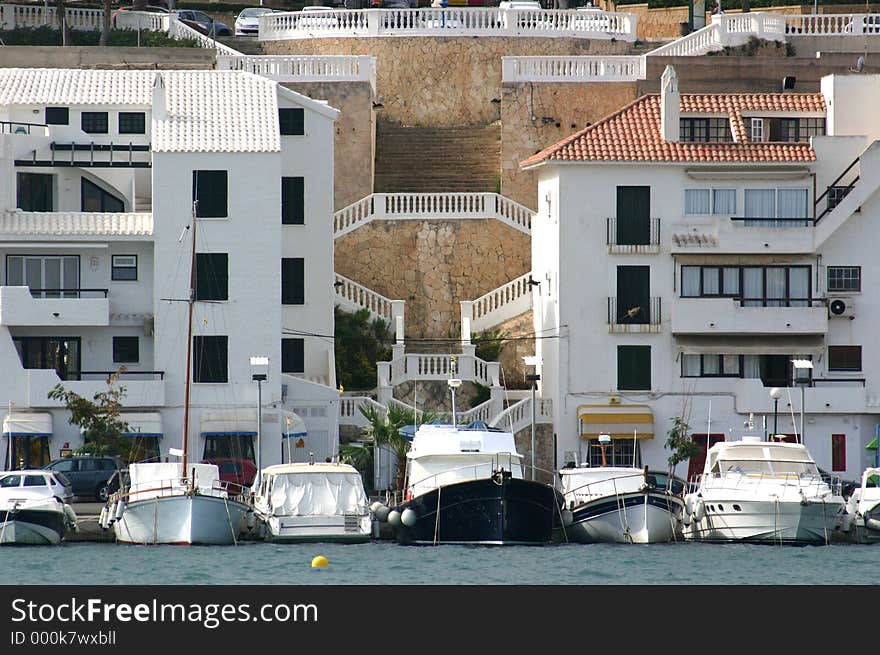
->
[[828, 297, 855, 318]]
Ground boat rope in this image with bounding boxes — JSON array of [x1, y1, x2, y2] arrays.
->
[[614, 480, 631, 543], [0, 502, 16, 544], [774, 498, 781, 547], [223, 497, 238, 546], [153, 497, 159, 545], [433, 487, 442, 546], [822, 498, 829, 546], [553, 493, 568, 544], [666, 494, 678, 543]]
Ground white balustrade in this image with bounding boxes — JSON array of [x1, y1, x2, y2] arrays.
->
[[259, 8, 636, 42], [217, 55, 376, 91], [648, 22, 722, 57], [334, 193, 533, 239], [339, 396, 387, 425], [0, 4, 103, 30], [333, 273, 396, 324], [502, 55, 646, 83], [464, 272, 534, 334], [114, 10, 169, 32], [489, 396, 552, 433], [168, 15, 242, 56], [457, 398, 496, 424], [784, 13, 880, 36]]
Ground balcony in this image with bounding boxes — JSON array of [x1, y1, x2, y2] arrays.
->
[[26, 369, 166, 409], [607, 296, 661, 334], [606, 217, 661, 254], [733, 378, 876, 415], [671, 297, 827, 336], [669, 217, 815, 254], [0, 286, 109, 327]]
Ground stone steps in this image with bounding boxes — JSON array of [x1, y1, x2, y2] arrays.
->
[[374, 123, 501, 193]]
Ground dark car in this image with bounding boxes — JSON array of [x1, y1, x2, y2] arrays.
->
[[44, 455, 123, 502], [202, 458, 257, 488], [174, 9, 233, 36]]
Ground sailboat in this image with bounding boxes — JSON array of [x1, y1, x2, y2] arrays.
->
[[104, 200, 250, 545]]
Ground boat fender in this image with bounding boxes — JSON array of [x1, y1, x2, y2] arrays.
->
[[373, 504, 390, 522], [405, 489, 412, 501], [115, 500, 126, 521], [369, 501, 383, 515], [401, 508, 417, 527], [561, 510, 574, 527], [107, 500, 118, 524], [692, 498, 705, 523], [387, 510, 402, 527], [682, 510, 692, 527], [246, 510, 256, 530], [684, 495, 695, 517], [99, 506, 108, 529], [865, 517, 880, 532], [63, 504, 78, 532]]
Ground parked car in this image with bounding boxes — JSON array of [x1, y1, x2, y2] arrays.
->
[[234, 7, 276, 37], [173, 9, 233, 36], [43, 455, 123, 502], [0, 469, 73, 504], [201, 458, 257, 488]]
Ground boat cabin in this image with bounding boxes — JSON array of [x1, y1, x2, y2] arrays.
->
[[704, 437, 820, 478]]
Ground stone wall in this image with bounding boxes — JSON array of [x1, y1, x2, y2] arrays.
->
[[334, 219, 530, 339], [282, 81, 374, 210], [0, 45, 215, 69], [264, 36, 632, 127], [513, 423, 555, 484], [501, 81, 637, 208]]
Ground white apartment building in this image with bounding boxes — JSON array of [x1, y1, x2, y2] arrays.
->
[[0, 67, 340, 472], [522, 67, 880, 482]]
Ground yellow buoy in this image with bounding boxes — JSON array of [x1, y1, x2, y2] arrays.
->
[[311, 555, 329, 568]]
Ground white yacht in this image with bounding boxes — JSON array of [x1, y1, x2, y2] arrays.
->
[[682, 436, 845, 545], [0, 470, 78, 545], [252, 461, 372, 543], [841, 467, 880, 544]]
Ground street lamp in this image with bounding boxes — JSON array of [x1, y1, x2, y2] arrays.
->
[[769, 387, 782, 439], [523, 355, 540, 482], [792, 359, 813, 445], [250, 356, 269, 474]]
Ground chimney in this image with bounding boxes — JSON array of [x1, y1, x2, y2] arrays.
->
[[152, 72, 167, 121], [660, 65, 679, 142]]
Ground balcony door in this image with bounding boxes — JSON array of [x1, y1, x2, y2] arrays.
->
[[13, 337, 81, 381], [6, 255, 79, 298], [616, 186, 650, 246], [616, 266, 650, 325]]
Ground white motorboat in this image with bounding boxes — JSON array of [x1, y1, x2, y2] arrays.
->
[[559, 465, 684, 544], [252, 461, 372, 543], [108, 462, 249, 545], [0, 470, 78, 545], [841, 467, 880, 544], [682, 435, 845, 545]]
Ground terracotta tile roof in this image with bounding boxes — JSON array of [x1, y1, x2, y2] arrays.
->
[[520, 93, 825, 168]]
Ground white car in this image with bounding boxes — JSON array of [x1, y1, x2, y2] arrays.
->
[[234, 7, 276, 37], [0, 470, 73, 504]]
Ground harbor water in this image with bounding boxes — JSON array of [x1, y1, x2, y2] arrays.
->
[[3, 541, 878, 585]]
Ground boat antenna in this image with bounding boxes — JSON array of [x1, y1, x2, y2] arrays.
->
[[181, 199, 198, 476]]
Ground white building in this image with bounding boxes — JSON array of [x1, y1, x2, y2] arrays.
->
[[0, 67, 340, 473], [522, 67, 880, 482]]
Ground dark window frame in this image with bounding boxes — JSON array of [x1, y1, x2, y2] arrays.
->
[[111, 254, 138, 281], [195, 253, 229, 302], [281, 338, 305, 374], [827, 266, 861, 293], [680, 117, 732, 143], [112, 336, 140, 364], [279, 108, 305, 136], [680, 264, 812, 306], [828, 345, 862, 372], [118, 112, 146, 135], [681, 354, 743, 379], [45, 107, 69, 125], [192, 170, 228, 219], [617, 345, 651, 391], [16, 172, 54, 212], [81, 177, 125, 213], [831, 433, 846, 472], [281, 177, 305, 225], [281, 257, 305, 305], [193, 335, 229, 384], [81, 111, 108, 134]]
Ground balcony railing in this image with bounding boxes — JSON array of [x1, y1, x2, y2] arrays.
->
[[731, 297, 824, 308], [1, 121, 48, 136], [729, 217, 812, 227], [27, 288, 109, 299], [74, 371, 165, 381], [607, 296, 661, 329], [606, 217, 660, 252]]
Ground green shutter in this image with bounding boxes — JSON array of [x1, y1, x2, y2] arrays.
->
[[618, 345, 651, 390]]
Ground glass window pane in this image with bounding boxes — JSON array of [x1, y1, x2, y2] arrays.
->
[[742, 268, 763, 306], [7, 256, 23, 286], [702, 267, 720, 295], [713, 189, 736, 215], [789, 267, 810, 306], [722, 267, 740, 296], [685, 189, 710, 215], [681, 354, 701, 377], [744, 189, 776, 226], [778, 188, 808, 220], [682, 267, 701, 296], [723, 355, 741, 376], [766, 268, 787, 306], [703, 355, 720, 375]]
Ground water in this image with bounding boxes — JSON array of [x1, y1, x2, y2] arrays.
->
[[3, 541, 878, 585]]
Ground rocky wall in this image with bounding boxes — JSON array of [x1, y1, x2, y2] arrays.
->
[[263, 36, 632, 127], [334, 219, 531, 339]]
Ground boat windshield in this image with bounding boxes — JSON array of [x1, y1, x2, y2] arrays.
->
[[0, 474, 21, 488], [718, 459, 819, 476]]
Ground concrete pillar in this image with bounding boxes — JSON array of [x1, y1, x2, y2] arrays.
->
[[459, 300, 473, 345]]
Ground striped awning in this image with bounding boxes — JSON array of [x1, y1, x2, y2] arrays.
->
[[2, 412, 52, 437], [578, 404, 654, 439], [121, 412, 163, 438]]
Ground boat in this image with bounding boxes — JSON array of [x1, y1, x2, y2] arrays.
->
[[558, 436, 684, 544], [840, 467, 880, 544], [681, 433, 846, 545], [103, 195, 250, 545], [372, 379, 568, 545], [0, 470, 78, 545], [251, 460, 372, 543]]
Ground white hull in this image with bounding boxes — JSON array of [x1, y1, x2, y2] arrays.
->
[[114, 494, 249, 545], [568, 492, 684, 544], [683, 498, 844, 545], [260, 513, 372, 544], [0, 519, 62, 545]]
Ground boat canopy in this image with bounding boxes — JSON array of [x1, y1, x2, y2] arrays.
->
[[577, 404, 653, 439], [558, 466, 645, 497], [408, 423, 521, 458], [706, 440, 818, 477], [266, 469, 367, 516], [128, 462, 220, 501]]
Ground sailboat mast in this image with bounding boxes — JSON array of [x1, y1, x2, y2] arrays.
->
[[182, 201, 197, 474]]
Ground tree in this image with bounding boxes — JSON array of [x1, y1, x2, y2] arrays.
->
[[473, 328, 508, 362], [339, 403, 437, 494], [55, 0, 72, 46], [48, 367, 130, 457], [334, 306, 393, 391], [100, 0, 112, 46], [665, 415, 698, 482]]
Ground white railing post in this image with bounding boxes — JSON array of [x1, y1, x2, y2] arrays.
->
[[366, 9, 381, 36], [391, 299, 406, 360], [376, 362, 392, 406]]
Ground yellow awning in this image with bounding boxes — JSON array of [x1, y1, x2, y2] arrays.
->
[[578, 404, 653, 440]]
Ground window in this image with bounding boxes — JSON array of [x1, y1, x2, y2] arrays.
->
[[685, 189, 710, 215], [586, 438, 637, 468], [681, 264, 811, 306], [828, 346, 862, 372], [279, 108, 304, 136], [195, 253, 229, 301], [684, 189, 737, 216], [193, 336, 228, 383], [828, 266, 860, 293], [681, 354, 741, 378], [748, 117, 825, 142], [831, 434, 846, 472], [111, 255, 137, 281], [282, 338, 305, 373], [744, 188, 809, 225], [203, 434, 255, 465], [113, 336, 139, 364], [81, 112, 108, 134], [282, 177, 305, 225], [13, 336, 81, 381], [615, 186, 651, 246], [16, 173, 53, 211], [617, 345, 650, 391], [192, 170, 228, 218], [679, 118, 732, 143], [680, 265, 741, 298], [118, 112, 146, 135], [45, 107, 69, 125], [713, 189, 736, 215], [281, 258, 304, 305], [7, 255, 79, 297], [750, 118, 764, 142], [81, 178, 124, 213]]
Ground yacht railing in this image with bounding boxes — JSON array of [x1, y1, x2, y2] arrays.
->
[[687, 471, 837, 497], [562, 470, 649, 506], [406, 455, 519, 498], [114, 478, 249, 504]]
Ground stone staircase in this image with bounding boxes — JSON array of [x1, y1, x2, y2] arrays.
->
[[374, 123, 501, 193]]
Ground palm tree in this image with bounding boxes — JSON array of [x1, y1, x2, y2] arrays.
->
[[339, 403, 438, 494]]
